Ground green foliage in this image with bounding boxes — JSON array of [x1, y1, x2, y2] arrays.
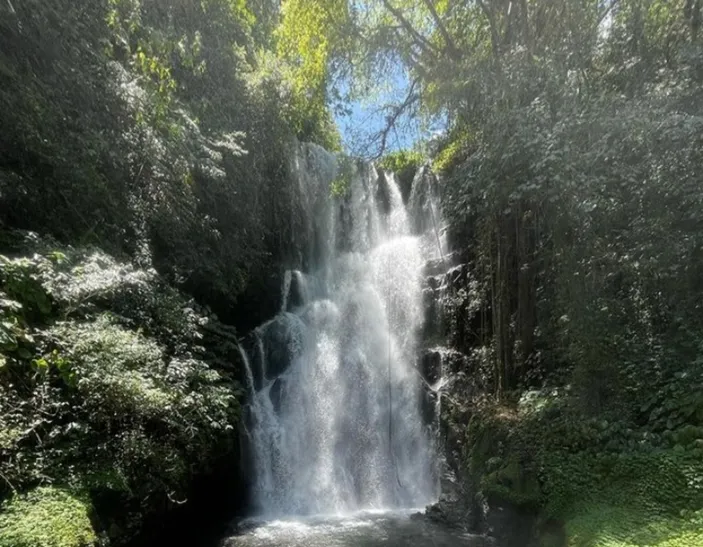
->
[[274, 0, 348, 149], [432, 130, 474, 174], [0, 487, 97, 547], [330, 177, 350, 198], [0, 239, 243, 543], [465, 380, 703, 546], [565, 507, 703, 547], [330, 156, 355, 197], [0, 0, 342, 323], [0, 255, 53, 320], [377, 149, 422, 172]]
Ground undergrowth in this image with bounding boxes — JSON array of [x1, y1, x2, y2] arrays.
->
[[0, 232, 243, 545], [464, 374, 703, 547], [0, 487, 96, 547]]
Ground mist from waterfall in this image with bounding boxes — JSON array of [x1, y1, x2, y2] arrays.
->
[[240, 143, 442, 517]]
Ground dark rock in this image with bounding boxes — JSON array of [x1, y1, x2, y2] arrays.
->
[[260, 312, 305, 381], [484, 499, 538, 547], [227, 269, 283, 332], [422, 252, 458, 277], [421, 387, 437, 425], [424, 275, 441, 291], [286, 271, 308, 310], [446, 263, 469, 292], [421, 284, 444, 341], [424, 458, 478, 531], [423, 257, 447, 277], [408, 166, 440, 235], [538, 520, 567, 547], [420, 349, 443, 384], [375, 171, 392, 215], [240, 332, 265, 391], [270, 377, 284, 414]]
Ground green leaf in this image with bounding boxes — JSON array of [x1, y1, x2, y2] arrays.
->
[[32, 358, 48, 371], [17, 348, 32, 360]]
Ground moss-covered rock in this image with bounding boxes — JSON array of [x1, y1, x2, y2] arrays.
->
[[460, 388, 703, 547], [482, 456, 541, 509], [0, 487, 97, 547]]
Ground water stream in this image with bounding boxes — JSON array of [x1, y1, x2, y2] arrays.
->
[[225, 510, 489, 547], [231, 144, 452, 544]]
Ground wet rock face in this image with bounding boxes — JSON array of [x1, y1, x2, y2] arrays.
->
[[375, 170, 392, 215], [421, 388, 438, 426], [240, 332, 265, 391], [484, 500, 538, 547], [420, 258, 486, 353], [260, 313, 305, 381], [286, 272, 307, 311], [425, 465, 470, 529], [419, 252, 492, 536], [408, 166, 441, 235], [419, 253, 541, 545], [270, 377, 283, 414], [230, 270, 285, 332], [420, 349, 443, 385], [422, 280, 443, 342]]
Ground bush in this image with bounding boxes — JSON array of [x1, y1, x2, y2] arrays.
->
[[566, 507, 703, 547], [0, 487, 97, 547], [464, 381, 703, 546], [0, 238, 243, 543]]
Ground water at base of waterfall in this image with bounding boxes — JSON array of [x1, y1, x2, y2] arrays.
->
[[223, 511, 490, 547]]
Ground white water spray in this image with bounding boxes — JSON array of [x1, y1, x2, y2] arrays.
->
[[241, 143, 439, 516]]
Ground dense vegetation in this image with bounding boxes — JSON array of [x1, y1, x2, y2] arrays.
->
[[2, 0, 703, 546], [0, 233, 247, 544]]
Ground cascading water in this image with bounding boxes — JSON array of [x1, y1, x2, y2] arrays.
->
[[240, 143, 440, 517]]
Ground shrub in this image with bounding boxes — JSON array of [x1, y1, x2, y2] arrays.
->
[[0, 487, 97, 547], [0, 239, 242, 543]]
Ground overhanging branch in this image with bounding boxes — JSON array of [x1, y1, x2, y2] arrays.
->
[[373, 78, 420, 159], [381, 0, 439, 60], [422, 0, 461, 60]]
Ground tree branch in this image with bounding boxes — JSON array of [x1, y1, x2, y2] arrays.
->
[[598, 0, 619, 26], [477, 0, 501, 60], [381, 0, 438, 59], [422, 0, 461, 59], [373, 78, 420, 159]]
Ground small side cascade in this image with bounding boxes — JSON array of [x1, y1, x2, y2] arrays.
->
[[280, 269, 312, 312], [280, 270, 292, 313], [408, 165, 449, 260]]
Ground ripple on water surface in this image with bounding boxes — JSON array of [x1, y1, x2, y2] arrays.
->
[[223, 510, 492, 547]]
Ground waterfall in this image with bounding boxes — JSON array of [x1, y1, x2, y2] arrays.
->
[[240, 143, 439, 517]]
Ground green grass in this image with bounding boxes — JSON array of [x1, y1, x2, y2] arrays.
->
[[565, 506, 703, 547], [0, 486, 97, 547]]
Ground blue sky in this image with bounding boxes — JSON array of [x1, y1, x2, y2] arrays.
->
[[332, 66, 424, 156]]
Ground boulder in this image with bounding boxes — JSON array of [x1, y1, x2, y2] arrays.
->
[[420, 349, 443, 384], [259, 312, 306, 381]]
